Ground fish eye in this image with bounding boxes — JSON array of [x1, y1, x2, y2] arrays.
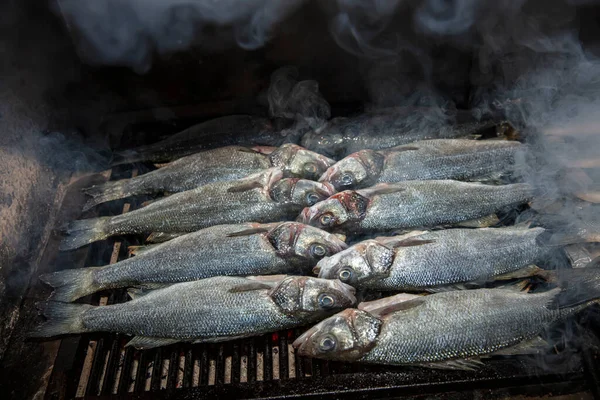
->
[[306, 192, 320, 206], [319, 335, 337, 352], [319, 213, 334, 227], [318, 293, 335, 309], [338, 267, 353, 282], [321, 138, 330, 145], [303, 163, 318, 174], [340, 172, 354, 186], [310, 243, 327, 258]]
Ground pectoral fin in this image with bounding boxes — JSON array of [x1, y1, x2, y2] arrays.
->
[[358, 293, 425, 317], [229, 282, 274, 293]]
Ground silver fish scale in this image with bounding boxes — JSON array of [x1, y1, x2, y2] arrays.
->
[[81, 277, 300, 340], [378, 140, 521, 183], [358, 180, 533, 231], [94, 224, 291, 288], [360, 288, 574, 365], [108, 180, 295, 235], [125, 146, 271, 194], [370, 227, 546, 290]]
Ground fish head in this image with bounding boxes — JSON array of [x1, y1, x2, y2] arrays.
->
[[292, 308, 381, 361], [313, 240, 394, 286], [300, 121, 346, 159], [273, 179, 336, 207], [269, 276, 356, 316], [270, 144, 336, 180], [269, 222, 348, 264], [296, 191, 369, 232], [319, 150, 384, 191]]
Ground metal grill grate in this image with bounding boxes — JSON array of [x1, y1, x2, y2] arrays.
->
[[42, 165, 600, 400]]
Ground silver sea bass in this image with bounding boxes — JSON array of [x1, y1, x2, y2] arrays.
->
[[44, 222, 347, 302], [319, 139, 524, 191], [84, 144, 335, 210], [298, 180, 533, 234], [293, 282, 599, 367], [314, 227, 551, 291], [32, 275, 357, 349], [61, 168, 336, 250]]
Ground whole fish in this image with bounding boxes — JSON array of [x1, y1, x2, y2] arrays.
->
[[314, 227, 551, 291], [84, 144, 335, 210], [319, 139, 524, 191], [32, 275, 357, 349], [61, 168, 336, 250], [113, 115, 302, 164], [300, 112, 498, 159], [44, 222, 347, 302], [298, 180, 533, 234], [293, 276, 600, 367]]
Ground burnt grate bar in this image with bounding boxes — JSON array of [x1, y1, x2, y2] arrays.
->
[[41, 165, 600, 400]]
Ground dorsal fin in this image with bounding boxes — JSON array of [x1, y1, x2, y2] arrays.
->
[[227, 227, 271, 237], [229, 282, 273, 293]]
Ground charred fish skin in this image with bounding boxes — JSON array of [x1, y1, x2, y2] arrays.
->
[[298, 180, 533, 234], [293, 288, 587, 365], [300, 114, 497, 159], [60, 169, 336, 250], [316, 227, 548, 291], [320, 139, 524, 191], [33, 276, 357, 346], [43, 222, 348, 302]]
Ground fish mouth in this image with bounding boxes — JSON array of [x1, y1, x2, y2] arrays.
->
[[292, 324, 320, 354]]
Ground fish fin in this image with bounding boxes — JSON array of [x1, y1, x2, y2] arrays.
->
[[484, 337, 549, 357], [246, 275, 288, 285], [227, 168, 282, 193], [359, 184, 406, 197], [39, 267, 102, 302], [235, 146, 262, 154], [193, 333, 255, 344], [333, 233, 347, 242], [547, 266, 600, 309], [227, 179, 265, 193], [425, 283, 481, 293], [497, 279, 530, 292], [418, 359, 484, 371], [374, 231, 428, 246], [386, 145, 420, 152], [387, 238, 435, 248], [359, 295, 425, 317], [494, 265, 550, 281], [146, 232, 183, 243], [128, 244, 159, 256], [456, 214, 500, 228], [229, 282, 274, 293], [29, 302, 92, 337], [126, 336, 180, 349], [82, 181, 129, 211], [59, 217, 112, 251], [226, 227, 271, 237]]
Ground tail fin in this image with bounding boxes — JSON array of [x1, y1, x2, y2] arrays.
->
[[59, 217, 112, 251], [40, 267, 103, 302], [82, 181, 130, 211], [548, 263, 600, 309], [29, 302, 93, 337]]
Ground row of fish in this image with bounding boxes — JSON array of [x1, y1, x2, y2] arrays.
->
[[34, 110, 600, 370]]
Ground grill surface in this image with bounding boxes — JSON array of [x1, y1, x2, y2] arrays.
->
[[39, 162, 600, 400]]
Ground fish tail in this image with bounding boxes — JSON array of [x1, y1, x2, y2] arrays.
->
[[59, 217, 112, 251], [82, 180, 132, 211], [29, 302, 93, 337], [40, 267, 103, 302], [548, 262, 600, 309]]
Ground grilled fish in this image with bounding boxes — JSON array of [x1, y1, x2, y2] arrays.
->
[[32, 275, 357, 349], [113, 115, 301, 164], [44, 222, 347, 302], [319, 139, 524, 191], [298, 180, 533, 234], [61, 168, 336, 250], [300, 113, 497, 159], [84, 144, 335, 210], [314, 227, 550, 291], [293, 277, 600, 367]]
